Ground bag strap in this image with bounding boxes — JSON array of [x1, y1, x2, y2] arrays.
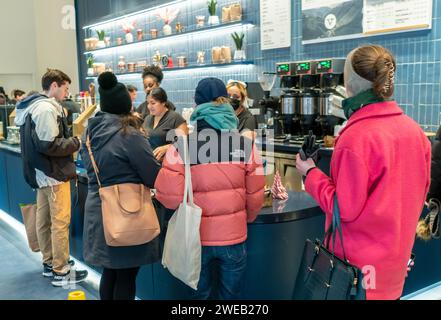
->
[[324, 194, 348, 262], [114, 184, 144, 214], [85, 134, 102, 188]]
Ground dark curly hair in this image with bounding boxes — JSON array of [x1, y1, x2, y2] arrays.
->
[[142, 65, 164, 84]]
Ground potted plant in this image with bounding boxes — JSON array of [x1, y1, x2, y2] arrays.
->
[[122, 20, 136, 43], [207, 0, 219, 25], [156, 8, 180, 36], [231, 32, 246, 61], [87, 55, 95, 76], [96, 30, 106, 48]]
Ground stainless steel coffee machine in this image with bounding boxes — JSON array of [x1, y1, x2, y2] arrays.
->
[[312, 58, 345, 137]]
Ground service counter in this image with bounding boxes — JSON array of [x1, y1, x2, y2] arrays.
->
[[1, 142, 440, 299]]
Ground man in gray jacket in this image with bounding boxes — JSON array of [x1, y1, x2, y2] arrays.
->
[[15, 69, 88, 286]]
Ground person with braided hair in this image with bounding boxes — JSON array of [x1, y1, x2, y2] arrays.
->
[[296, 45, 431, 300], [135, 65, 176, 119]]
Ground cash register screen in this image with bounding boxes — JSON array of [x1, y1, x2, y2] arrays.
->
[[246, 82, 265, 100]]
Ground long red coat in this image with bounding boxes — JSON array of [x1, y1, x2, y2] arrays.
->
[[306, 101, 431, 300]]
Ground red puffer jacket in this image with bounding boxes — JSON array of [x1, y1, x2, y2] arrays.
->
[[155, 139, 265, 246]]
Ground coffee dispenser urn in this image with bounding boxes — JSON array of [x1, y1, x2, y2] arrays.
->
[[312, 59, 345, 137], [277, 62, 301, 137]]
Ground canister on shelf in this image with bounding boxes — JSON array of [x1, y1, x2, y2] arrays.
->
[[116, 37, 123, 45], [221, 46, 232, 64], [137, 29, 144, 41], [118, 56, 126, 72], [175, 22, 184, 33], [230, 3, 242, 21], [150, 29, 158, 39], [196, 16, 205, 28], [222, 6, 231, 23], [127, 62, 136, 73], [197, 51, 206, 65], [211, 47, 222, 64]]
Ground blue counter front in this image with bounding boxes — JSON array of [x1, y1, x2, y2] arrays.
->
[[1, 142, 440, 299]]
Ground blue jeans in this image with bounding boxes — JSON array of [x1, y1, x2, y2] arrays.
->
[[193, 242, 247, 300]]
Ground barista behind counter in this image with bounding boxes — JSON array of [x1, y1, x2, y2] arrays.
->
[[227, 80, 257, 136], [143, 87, 188, 162]]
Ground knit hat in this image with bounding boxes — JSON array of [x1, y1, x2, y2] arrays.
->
[[98, 72, 132, 115], [194, 77, 228, 106]]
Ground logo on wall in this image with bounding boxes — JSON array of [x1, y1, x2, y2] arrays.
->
[[324, 14, 337, 30]]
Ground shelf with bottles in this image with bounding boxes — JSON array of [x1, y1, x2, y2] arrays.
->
[[83, 0, 247, 53], [85, 60, 254, 80]]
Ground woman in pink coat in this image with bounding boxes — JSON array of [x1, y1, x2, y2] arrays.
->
[[155, 78, 265, 299], [296, 45, 431, 300]]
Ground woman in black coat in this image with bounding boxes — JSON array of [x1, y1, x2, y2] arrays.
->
[[80, 72, 161, 300]]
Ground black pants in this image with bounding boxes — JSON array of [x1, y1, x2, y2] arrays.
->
[[99, 267, 140, 300]]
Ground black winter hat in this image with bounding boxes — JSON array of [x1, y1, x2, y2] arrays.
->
[[98, 72, 132, 115], [194, 77, 228, 106]]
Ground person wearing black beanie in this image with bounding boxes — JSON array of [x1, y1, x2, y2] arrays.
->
[[79, 72, 162, 301], [98, 72, 132, 115]]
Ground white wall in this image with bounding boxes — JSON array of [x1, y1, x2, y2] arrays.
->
[[0, 0, 79, 97]]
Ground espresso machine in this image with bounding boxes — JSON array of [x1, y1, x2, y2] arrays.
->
[[293, 61, 320, 142], [276, 62, 301, 138], [312, 58, 345, 137], [255, 72, 280, 136]]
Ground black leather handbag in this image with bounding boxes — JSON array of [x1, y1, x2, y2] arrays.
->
[[293, 195, 366, 300]]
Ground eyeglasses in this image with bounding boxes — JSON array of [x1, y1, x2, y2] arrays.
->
[[227, 79, 247, 88]]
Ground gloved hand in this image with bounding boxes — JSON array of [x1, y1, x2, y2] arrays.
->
[[299, 130, 320, 164]]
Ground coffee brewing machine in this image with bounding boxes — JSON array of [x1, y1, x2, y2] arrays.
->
[[271, 58, 345, 144]]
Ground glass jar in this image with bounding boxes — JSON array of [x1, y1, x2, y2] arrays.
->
[[118, 56, 126, 72]]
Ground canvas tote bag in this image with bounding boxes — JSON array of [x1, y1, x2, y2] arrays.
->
[[162, 136, 202, 290], [86, 135, 160, 247], [20, 203, 40, 252]]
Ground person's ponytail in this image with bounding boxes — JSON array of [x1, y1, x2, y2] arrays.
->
[[352, 45, 396, 99]]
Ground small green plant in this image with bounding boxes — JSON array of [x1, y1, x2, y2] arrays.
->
[[208, 0, 217, 16], [231, 32, 245, 50], [96, 30, 105, 41], [87, 55, 94, 68]]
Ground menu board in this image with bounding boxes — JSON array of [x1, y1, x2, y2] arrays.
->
[[302, 0, 433, 44], [260, 0, 292, 50]]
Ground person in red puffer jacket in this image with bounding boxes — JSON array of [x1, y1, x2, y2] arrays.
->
[[296, 45, 431, 300], [155, 78, 265, 300]]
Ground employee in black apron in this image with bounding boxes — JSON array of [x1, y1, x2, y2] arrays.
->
[[227, 80, 257, 139], [143, 87, 188, 162]]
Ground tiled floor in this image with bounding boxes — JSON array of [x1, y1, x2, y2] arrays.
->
[[0, 214, 99, 300]]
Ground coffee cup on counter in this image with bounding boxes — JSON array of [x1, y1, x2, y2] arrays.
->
[[196, 16, 205, 28], [221, 46, 232, 64], [177, 56, 188, 68], [150, 29, 158, 39]]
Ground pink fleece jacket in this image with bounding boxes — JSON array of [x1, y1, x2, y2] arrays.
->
[[306, 101, 431, 300]]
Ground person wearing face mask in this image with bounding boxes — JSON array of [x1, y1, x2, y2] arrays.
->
[[227, 80, 257, 134], [136, 66, 175, 120], [143, 87, 188, 162], [295, 45, 431, 300]]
